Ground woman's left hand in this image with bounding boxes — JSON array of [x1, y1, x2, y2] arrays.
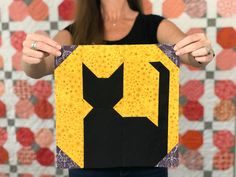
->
[[173, 33, 215, 64]]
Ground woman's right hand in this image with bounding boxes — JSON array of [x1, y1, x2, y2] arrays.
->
[[22, 31, 62, 64]]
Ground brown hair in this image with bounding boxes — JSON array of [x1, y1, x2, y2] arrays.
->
[[72, 0, 143, 45]]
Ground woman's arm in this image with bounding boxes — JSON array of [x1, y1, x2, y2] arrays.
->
[[156, 19, 214, 67], [21, 30, 73, 79]]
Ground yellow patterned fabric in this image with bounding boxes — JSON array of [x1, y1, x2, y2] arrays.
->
[[55, 44, 179, 169]]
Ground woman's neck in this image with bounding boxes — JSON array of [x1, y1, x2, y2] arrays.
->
[[101, 1, 136, 21]]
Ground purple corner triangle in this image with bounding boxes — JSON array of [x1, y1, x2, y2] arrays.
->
[[156, 145, 179, 168], [54, 45, 77, 69], [158, 44, 180, 67], [56, 146, 80, 169]]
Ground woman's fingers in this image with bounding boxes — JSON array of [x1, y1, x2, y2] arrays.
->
[[27, 33, 61, 50], [23, 40, 61, 57], [22, 32, 62, 65], [174, 33, 205, 51], [34, 41, 61, 56], [22, 47, 45, 59], [191, 47, 210, 57], [22, 55, 41, 64], [175, 41, 207, 56], [194, 55, 212, 63]]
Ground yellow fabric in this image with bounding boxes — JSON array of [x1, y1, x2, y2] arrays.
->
[[55, 45, 179, 168]]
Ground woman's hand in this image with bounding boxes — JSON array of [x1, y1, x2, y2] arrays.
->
[[100, 0, 125, 23], [173, 33, 215, 65], [22, 31, 62, 64]]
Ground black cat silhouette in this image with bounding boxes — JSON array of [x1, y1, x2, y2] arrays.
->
[[83, 62, 169, 168]]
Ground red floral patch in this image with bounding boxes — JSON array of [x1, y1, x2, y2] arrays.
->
[[34, 99, 53, 119], [0, 101, 6, 118], [180, 131, 203, 150], [10, 31, 26, 51], [58, 0, 76, 20], [36, 148, 54, 166], [183, 101, 204, 121], [16, 128, 35, 146], [0, 147, 9, 164], [32, 81, 52, 100], [217, 27, 236, 49]]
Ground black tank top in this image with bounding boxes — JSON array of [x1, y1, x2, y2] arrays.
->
[[64, 13, 165, 45]]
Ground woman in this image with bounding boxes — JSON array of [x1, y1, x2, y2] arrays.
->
[[21, 0, 215, 176]]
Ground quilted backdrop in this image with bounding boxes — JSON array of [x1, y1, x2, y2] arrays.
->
[[0, 0, 235, 177]]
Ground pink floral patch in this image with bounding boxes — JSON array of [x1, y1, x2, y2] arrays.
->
[[0, 173, 8, 177], [12, 52, 23, 71], [0, 128, 7, 146], [19, 174, 33, 177], [15, 99, 34, 119], [185, 0, 207, 18], [28, 0, 49, 21], [181, 80, 204, 101], [0, 55, 3, 70], [182, 150, 203, 170], [0, 81, 5, 96], [213, 151, 234, 170], [217, 0, 236, 17], [215, 80, 236, 100], [163, 0, 185, 18], [9, 1, 29, 21], [214, 131, 235, 151], [216, 49, 236, 70], [17, 147, 36, 165], [214, 100, 235, 121], [14, 80, 32, 99], [35, 129, 54, 148]]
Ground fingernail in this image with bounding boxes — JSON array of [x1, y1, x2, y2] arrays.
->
[[174, 46, 178, 51], [57, 51, 62, 56], [57, 45, 62, 49], [175, 51, 180, 55]]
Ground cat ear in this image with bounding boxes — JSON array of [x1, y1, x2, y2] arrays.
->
[[109, 63, 124, 80], [82, 63, 98, 79]]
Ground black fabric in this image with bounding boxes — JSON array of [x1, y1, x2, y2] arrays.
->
[[63, 13, 165, 45], [83, 62, 169, 168]]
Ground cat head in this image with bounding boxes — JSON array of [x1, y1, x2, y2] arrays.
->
[[82, 63, 124, 107]]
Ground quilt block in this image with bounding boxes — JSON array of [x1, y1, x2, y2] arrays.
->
[[54, 44, 180, 169]]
